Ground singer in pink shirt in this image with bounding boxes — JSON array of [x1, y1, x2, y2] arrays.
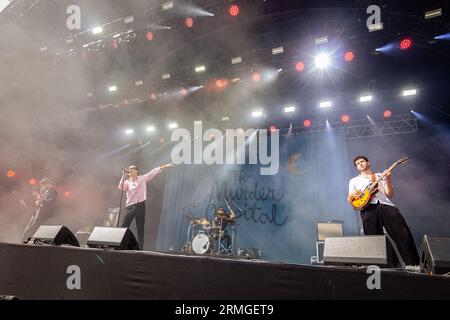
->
[[118, 163, 175, 250]]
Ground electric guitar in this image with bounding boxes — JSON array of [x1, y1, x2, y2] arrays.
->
[[351, 157, 409, 210]]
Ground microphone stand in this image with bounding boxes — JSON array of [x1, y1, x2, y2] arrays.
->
[[117, 171, 127, 227]]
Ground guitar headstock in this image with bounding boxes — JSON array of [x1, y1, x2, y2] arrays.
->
[[396, 157, 410, 165]]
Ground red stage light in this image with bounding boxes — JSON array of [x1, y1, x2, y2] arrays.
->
[[341, 114, 350, 123], [400, 38, 412, 50], [229, 4, 240, 17], [269, 125, 277, 133], [383, 110, 392, 118], [6, 170, 15, 178], [146, 31, 154, 41], [185, 17, 194, 28], [295, 62, 305, 72], [181, 88, 188, 96], [252, 73, 261, 82], [64, 191, 71, 198], [29, 178, 37, 185], [216, 79, 223, 88], [303, 120, 312, 127], [344, 51, 355, 62]]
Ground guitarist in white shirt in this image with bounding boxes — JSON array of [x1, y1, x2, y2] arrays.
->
[[348, 155, 419, 266]]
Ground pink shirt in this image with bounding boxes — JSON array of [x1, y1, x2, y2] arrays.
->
[[118, 167, 162, 207]]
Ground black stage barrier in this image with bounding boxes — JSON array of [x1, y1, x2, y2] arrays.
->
[[0, 243, 449, 300]]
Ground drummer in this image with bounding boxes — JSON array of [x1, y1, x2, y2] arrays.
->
[[212, 207, 236, 250]]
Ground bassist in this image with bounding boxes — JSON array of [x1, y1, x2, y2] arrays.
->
[[348, 155, 419, 266]]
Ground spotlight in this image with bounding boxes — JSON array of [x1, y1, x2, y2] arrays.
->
[[125, 129, 134, 135], [252, 110, 263, 118], [425, 8, 442, 19], [383, 110, 392, 118], [252, 73, 261, 82], [344, 51, 355, 62], [284, 106, 296, 113], [146, 31, 154, 41], [319, 101, 332, 108], [216, 79, 224, 88], [341, 114, 350, 123], [229, 4, 240, 17], [181, 88, 188, 96], [135, 80, 144, 86], [400, 38, 413, 50], [146, 126, 156, 132], [92, 26, 103, 35], [314, 53, 330, 70], [231, 56, 242, 64], [6, 170, 15, 178], [402, 89, 417, 97], [108, 86, 117, 92], [162, 1, 174, 11], [272, 47, 284, 55], [162, 73, 171, 80], [64, 191, 71, 198], [195, 65, 206, 73], [295, 62, 305, 72], [168, 123, 178, 129], [29, 178, 37, 185], [303, 120, 312, 127], [359, 95, 373, 103], [221, 116, 230, 121], [185, 17, 194, 28]]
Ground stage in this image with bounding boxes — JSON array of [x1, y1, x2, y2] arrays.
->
[[0, 243, 449, 300]]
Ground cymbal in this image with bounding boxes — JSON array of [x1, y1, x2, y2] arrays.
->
[[192, 218, 210, 225]]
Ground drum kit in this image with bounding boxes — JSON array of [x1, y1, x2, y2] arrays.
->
[[184, 208, 237, 255]]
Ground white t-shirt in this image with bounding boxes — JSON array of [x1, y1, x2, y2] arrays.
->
[[348, 173, 395, 207]]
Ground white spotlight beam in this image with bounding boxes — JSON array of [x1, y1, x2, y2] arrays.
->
[[315, 53, 330, 70], [92, 26, 103, 35], [319, 101, 332, 108], [284, 106, 296, 113], [108, 85, 117, 92], [359, 95, 373, 103]]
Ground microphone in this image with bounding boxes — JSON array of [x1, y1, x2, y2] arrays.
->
[[122, 168, 131, 173]]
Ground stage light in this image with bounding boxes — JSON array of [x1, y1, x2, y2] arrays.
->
[[344, 51, 355, 62], [252, 73, 261, 82], [135, 80, 143, 86], [272, 47, 284, 55], [162, 1, 174, 11], [146, 126, 156, 132], [425, 8, 442, 19], [169, 123, 178, 129], [181, 88, 188, 96], [269, 125, 277, 133], [125, 129, 134, 135], [284, 106, 295, 113], [295, 62, 305, 72], [402, 89, 417, 97], [435, 33, 450, 40], [341, 114, 350, 123], [383, 110, 392, 118], [162, 73, 170, 80], [252, 110, 263, 118], [400, 38, 412, 50], [231, 56, 242, 64], [29, 178, 37, 185], [315, 53, 330, 70], [319, 101, 332, 108], [195, 65, 206, 73], [185, 17, 194, 28], [314, 36, 328, 45], [216, 79, 224, 88], [146, 31, 154, 41], [221, 116, 230, 121], [303, 120, 312, 127], [64, 191, 71, 198], [108, 86, 117, 92], [229, 4, 240, 17], [359, 95, 373, 103], [92, 26, 103, 35], [6, 170, 15, 178]]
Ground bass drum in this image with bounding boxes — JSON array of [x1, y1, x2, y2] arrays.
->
[[191, 233, 211, 254]]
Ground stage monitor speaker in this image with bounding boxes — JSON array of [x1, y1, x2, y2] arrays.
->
[[323, 235, 397, 267], [87, 227, 139, 250], [30, 225, 80, 247], [420, 235, 450, 275]]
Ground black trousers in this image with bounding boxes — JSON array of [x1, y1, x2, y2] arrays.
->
[[361, 203, 420, 265], [121, 201, 145, 250]]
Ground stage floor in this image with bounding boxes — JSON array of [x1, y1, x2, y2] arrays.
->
[[0, 242, 449, 299]]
